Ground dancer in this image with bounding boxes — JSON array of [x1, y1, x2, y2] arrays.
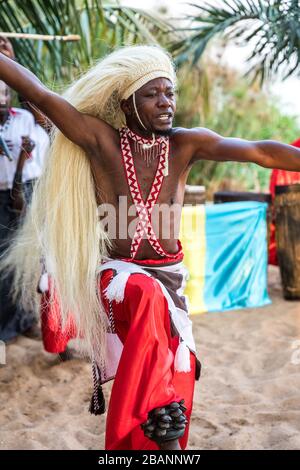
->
[[1, 45, 300, 450]]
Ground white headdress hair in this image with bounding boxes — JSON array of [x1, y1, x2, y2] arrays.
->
[[0, 44, 176, 366]]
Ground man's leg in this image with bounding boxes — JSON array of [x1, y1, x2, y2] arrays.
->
[[100, 270, 196, 450]]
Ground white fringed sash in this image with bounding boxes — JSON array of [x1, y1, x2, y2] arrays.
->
[[97, 259, 196, 382]]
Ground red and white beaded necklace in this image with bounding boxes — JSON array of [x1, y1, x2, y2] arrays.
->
[[120, 126, 181, 259], [124, 126, 169, 175]]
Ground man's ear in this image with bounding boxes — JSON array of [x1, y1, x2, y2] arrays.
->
[[120, 98, 132, 117]]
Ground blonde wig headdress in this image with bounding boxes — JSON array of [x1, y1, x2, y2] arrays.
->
[[0, 45, 177, 363]]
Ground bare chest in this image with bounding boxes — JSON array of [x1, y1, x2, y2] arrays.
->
[[93, 137, 189, 207]]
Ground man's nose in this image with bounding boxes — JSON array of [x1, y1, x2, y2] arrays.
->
[[157, 94, 170, 107]]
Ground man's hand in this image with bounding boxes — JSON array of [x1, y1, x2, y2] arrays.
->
[[10, 169, 25, 217], [10, 136, 36, 217], [21, 135, 35, 159], [0, 36, 15, 60]]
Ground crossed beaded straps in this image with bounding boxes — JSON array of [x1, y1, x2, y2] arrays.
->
[[120, 127, 177, 259]]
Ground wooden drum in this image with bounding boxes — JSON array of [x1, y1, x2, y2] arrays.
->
[[275, 184, 300, 299]]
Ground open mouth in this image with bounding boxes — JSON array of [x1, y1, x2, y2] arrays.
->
[[156, 113, 173, 123]]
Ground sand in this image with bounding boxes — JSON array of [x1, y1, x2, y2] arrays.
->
[[1, 265, 300, 450]]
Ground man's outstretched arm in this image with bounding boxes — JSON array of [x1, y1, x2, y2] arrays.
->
[[187, 127, 300, 171], [0, 52, 109, 153]]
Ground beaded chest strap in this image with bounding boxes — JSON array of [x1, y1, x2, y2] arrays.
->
[[120, 127, 179, 259]]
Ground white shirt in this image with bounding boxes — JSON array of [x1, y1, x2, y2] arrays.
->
[[0, 107, 49, 190], [23, 121, 49, 182]]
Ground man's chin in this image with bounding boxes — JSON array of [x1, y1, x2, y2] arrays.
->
[[154, 126, 173, 136]]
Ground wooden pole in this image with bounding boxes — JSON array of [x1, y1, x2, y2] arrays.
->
[[0, 32, 81, 42]]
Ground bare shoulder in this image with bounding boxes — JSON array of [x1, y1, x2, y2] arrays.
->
[[83, 114, 118, 142], [172, 126, 220, 142], [171, 126, 221, 164], [82, 114, 119, 156]]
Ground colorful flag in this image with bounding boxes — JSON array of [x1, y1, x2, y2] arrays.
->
[[181, 201, 271, 314]]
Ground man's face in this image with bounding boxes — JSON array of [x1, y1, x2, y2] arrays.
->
[[0, 81, 11, 116], [129, 77, 176, 135], [0, 36, 15, 59]]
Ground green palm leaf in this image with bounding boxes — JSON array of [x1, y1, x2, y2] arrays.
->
[[0, 0, 173, 85], [170, 0, 300, 84]]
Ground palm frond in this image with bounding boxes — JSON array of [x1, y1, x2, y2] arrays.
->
[[0, 0, 174, 85], [170, 0, 300, 83]]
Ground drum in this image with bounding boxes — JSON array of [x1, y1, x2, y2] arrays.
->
[[214, 190, 271, 205], [275, 184, 300, 299], [184, 185, 206, 205]]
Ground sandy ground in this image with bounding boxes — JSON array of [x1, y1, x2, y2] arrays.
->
[[0, 265, 300, 450]]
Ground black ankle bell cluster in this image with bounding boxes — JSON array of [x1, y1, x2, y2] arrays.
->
[[141, 399, 187, 443]]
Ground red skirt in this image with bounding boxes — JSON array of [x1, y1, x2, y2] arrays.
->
[[100, 267, 196, 450]]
